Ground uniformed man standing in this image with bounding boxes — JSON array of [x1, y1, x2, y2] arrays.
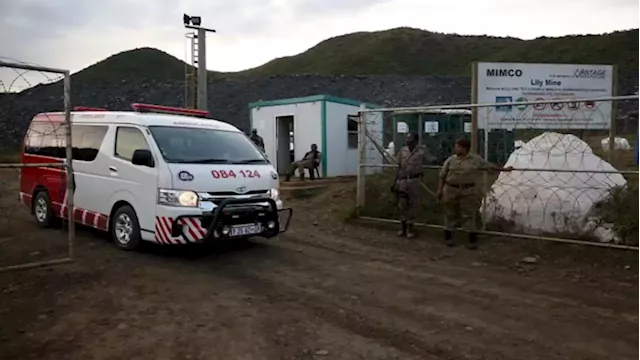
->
[[392, 132, 436, 238], [250, 129, 265, 152], [436, 138, 513, 249]]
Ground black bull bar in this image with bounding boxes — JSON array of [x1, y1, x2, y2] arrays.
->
[[171, 197, 293, 240]]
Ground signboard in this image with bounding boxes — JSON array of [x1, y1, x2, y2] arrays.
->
[[424, 121, 439, 133], [475, 62, 614, 129]]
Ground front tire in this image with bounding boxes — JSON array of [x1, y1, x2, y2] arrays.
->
[[110, 205, 142, 251], [33, 191, 54, 228]]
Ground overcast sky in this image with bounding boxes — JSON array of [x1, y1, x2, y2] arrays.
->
[[0, 0, 638, 91]]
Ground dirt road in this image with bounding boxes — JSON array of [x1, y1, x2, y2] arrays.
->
[[0, 175, 638, 360]]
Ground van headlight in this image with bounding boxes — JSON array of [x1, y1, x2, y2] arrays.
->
[[268, 188, 279, 200], [158, 189, 199, 207]]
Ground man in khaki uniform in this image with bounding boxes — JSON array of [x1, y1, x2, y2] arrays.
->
[[436, 138, 513, 249], [250, 129, 265, 152], [285, 144, 321, 181], [392, 132, 436, 238]]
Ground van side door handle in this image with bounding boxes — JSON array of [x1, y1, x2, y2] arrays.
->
[[109, 166, 117, 172]]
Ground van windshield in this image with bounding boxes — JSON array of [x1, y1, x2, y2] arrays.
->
[[148, 126, 268, 164]]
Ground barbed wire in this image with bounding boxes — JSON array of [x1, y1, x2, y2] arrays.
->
[[358, 96, 639, 247]]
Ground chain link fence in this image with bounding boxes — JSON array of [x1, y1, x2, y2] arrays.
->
[[0, 59, 75, 272], [356, 95, 639, 250]]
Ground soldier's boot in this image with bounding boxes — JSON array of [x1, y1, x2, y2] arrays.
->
[[467, 232, 478, 250], [397, 221, 407, 237], [405, 223, 416, 239], [444, 230, 454, 247]]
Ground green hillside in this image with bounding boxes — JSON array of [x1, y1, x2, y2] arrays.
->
[[72, 27, 639, 81]]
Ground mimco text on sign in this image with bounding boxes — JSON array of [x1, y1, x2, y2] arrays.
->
[[486, 68, 523, 77]]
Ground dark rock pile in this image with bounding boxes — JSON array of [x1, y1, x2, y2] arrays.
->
[[0, 73, 637, 149]]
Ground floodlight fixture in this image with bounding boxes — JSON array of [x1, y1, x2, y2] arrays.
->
[[182, 14, 215, 32], [183, 14, 202, 26]]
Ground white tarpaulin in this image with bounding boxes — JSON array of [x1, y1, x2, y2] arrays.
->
[[482, 132, 627, 240], [600, 137, 631, 152]]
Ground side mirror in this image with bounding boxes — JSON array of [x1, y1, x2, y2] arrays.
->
[[131, 149, 154, 167]]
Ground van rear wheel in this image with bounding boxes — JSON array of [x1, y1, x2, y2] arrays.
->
[[33, 191, 54, 228], [111, 205, 142, 251]]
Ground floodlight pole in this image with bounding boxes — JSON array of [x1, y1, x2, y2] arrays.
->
[[185, 24, 216, 112]]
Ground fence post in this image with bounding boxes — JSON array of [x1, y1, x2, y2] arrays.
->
[[356, 105, 367, 214], [481, 106, 490, 231], [63, 71, 75, 259], [608, 66, 618, 162], [471, 62, 479, 153]]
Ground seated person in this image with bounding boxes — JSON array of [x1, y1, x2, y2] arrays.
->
[[285, 144, 321, 181]]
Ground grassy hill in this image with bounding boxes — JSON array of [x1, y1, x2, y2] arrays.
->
[[241, 27, 638, 76], [70, 27, 639, 82]]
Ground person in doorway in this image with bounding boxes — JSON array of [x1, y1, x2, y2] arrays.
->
[[391, 132, 436, 239], [436, 138, 513, 249], [285, 144, 321, 181], [250, 129, 265, 152]]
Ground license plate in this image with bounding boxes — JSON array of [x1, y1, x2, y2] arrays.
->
[[230, 224, 262, 237]]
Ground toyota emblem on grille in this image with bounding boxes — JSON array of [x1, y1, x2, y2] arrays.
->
[[236, 186, 248, 194]]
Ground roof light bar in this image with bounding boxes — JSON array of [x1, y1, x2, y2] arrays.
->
[[74, 106, 107, 111], [131, 103, 209, 118]]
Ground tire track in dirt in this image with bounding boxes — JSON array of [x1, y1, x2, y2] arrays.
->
[[278, 241, 636, 359], [203, 235, 636, 360], [281, 223, 638, 318], [232, 229, 636, 358], [209, 257, 454, 359]]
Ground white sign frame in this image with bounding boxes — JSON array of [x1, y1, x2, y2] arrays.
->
[[424, 121, 439, 133], [474, 62, 615, 130], [396, 121, 408, 134]]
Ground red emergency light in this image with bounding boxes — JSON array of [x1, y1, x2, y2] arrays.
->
[[131, 103, 209, 118], [74, 106, 107, 111]]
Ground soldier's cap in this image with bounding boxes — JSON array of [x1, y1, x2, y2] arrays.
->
[[455, 138, 471, 149]]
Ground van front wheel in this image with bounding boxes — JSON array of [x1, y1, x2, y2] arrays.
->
[[111, 205, 141, 251]]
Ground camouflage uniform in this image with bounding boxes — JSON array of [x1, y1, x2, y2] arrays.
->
[[395, 145, 435, 228], [439, 153, 495, 232]]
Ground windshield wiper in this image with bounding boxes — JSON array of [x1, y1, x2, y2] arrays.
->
[[234, 159, 267, 164], [173, 158, 231, 164]]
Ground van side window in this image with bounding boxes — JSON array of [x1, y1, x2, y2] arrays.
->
[[25, 122, 66, 158], [73, 125, 108, 161], [115, 127, 150, 162], [25, 123, 108, 162]]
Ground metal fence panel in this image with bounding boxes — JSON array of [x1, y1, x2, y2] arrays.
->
[[357, 95, 639, 250], [0, 59, 75, 272]]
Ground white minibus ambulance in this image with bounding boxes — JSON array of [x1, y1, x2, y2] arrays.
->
[[20, 103, 292, 250]]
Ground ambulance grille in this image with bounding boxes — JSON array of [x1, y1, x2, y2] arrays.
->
[[207, 190, 268, 196]]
